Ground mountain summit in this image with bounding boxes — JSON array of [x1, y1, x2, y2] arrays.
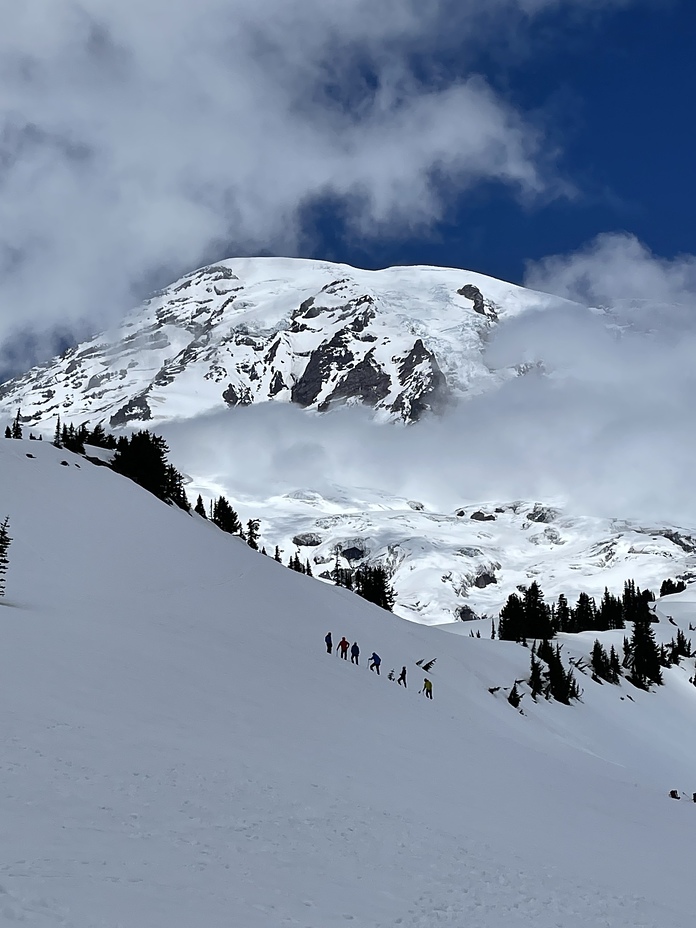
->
[[0, 257, 567, 428]]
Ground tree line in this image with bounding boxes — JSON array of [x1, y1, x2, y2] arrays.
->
[[495, 576, 693, 703], [496, 578, 662, 642]]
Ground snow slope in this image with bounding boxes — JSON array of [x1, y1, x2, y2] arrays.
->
[[0, 257, 571, 428], [2, 438, 696, 926]]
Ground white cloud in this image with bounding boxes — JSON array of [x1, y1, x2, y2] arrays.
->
[[524, 233, 696, 310], [159, 229, 696, 525], [0, 0, 641, 373]]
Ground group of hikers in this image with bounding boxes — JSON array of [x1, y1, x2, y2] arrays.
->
[[324, 633, 433, 698]]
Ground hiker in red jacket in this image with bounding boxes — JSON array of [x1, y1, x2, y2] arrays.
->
[[338, 637, 350, 660]]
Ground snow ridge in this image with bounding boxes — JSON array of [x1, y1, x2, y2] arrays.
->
[[0, 257, 569, 428]]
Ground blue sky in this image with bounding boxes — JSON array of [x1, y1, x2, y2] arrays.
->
[[1, 0, 695, 381], [304, 1, 696, 284]]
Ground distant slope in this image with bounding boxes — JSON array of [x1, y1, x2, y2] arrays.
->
[[1, 438, 696, 926], [0, 257, 572, 428]]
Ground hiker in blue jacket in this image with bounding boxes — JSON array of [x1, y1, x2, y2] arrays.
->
[[369, 652, 381, 674]]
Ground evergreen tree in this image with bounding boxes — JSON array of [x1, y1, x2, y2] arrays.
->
[[331, 556, 354, 590], [85, 422, 116, 449], [523, 582, 553, 640], [211, 496, 242, 535], [0, 516, 11, 597], [4, 426, 10, 439], [274, 546, 282, 563], [609, 645, 622, 683], [626, 614, 663, 689], [555, 593, 571, 633], [660, 578, 687, 597], [536, 639, 580, 704], [597, 587, 624, 631], [246, 519, 260, 551], [491, 618, 496, 640], [53, 416, 62, 447], [61, 423, 85, 454], [676, 628, 692, 658], [194, 495, 207, 518], [498, 592, 525, 642], [11, 409, 22, 439], [112, 430, 170, 500], [591, 640, 611, 682], [305, 559, 313, 577], [164, 464, 190, 511], [354, 564, 395, 611], [507, 683, 521, 709], [529, 652, 544, 700], [572, 592, 597, 633]]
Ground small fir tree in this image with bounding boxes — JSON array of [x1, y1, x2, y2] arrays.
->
[[211, 496, 242, 535], [246, 519, 260, 550], [507, 683, 522, 709], [498, 592, 525, 642], [555, 593, 571, 633], [4, 426, 10, 439], [529, 653, 544, 700], [626, 614, 663, 690], [11, 409, 22, 439], [194, 495, 207, 518]]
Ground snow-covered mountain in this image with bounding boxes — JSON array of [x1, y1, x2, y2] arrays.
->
[[0, 257, 569, 428], [1, 256, 694, 626], [2, 436, 696, 926]]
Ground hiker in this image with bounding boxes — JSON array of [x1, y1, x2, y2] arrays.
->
[[387, 669, 395, 681], [325, 632, 333, 654], [338, 637, 350, 660], [397, 666, 407, 687], [351, 642, 360, 665], [421, 677, 433, 699], [369, 652, 381, 674]]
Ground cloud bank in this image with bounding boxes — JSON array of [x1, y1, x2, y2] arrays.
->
[[0, 0, 640, 374], [161, 232, 696, 526]]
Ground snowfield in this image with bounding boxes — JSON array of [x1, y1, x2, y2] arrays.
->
[[2, 438, 696, 926]]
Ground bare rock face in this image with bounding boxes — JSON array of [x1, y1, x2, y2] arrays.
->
[[110, 392, 152, 427], [292, 533, 324, 547], [457, 283, 499, 319], [390, 339, 448, 421], [474, 570, 497, 588], [321, 350, 391, 411], [222, 383, 253, 407], [291, 331, 355, 408], [526, 503, 559, 524], [457, 604, 479, 622], [470, 510, 496, 522]]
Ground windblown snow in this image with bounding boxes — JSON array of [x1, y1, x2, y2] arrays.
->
[[1, 438, 696, 926]]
